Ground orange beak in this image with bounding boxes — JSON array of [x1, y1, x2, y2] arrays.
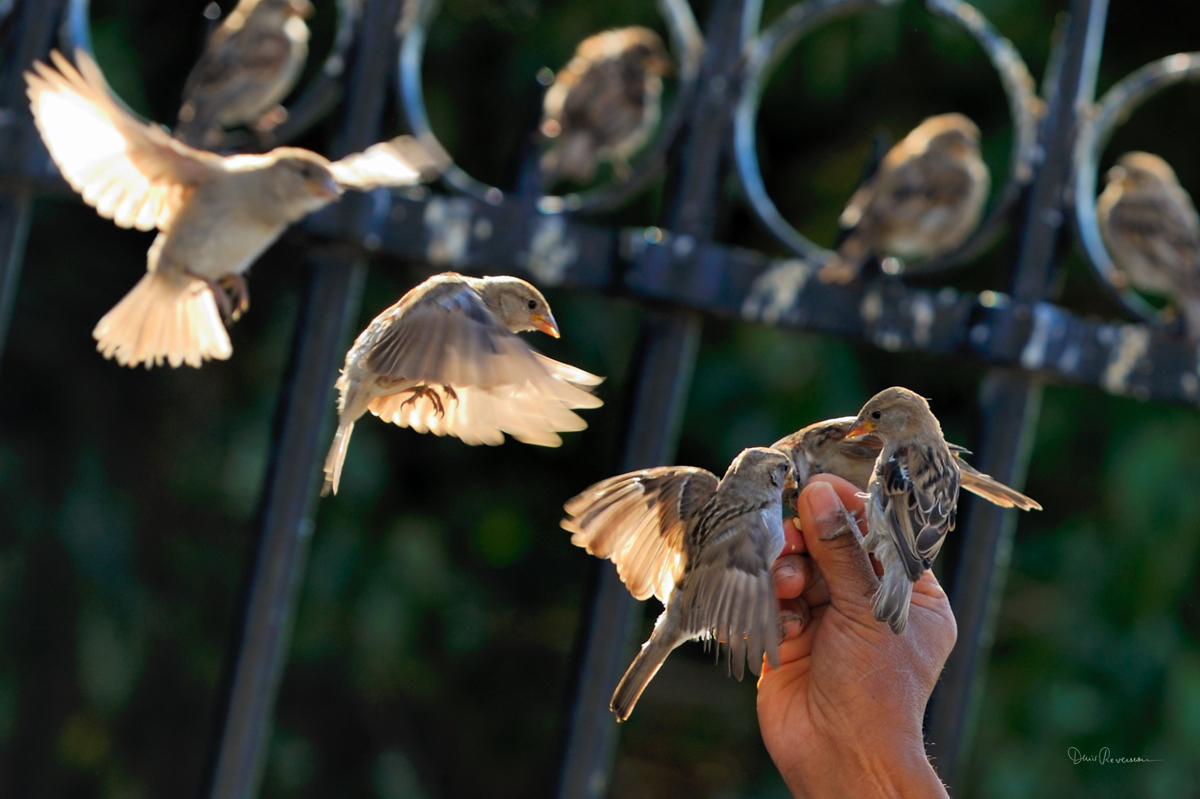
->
[[783, 470, 797, 490], [531, 313, 560, 338], [844, 420, 875, 440], [309, 176, 342, 201]]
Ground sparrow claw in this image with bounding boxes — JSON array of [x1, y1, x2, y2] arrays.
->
[[218, 273, 250, 322], [399, 384, 447, 418], [192, 273, 236, 324], [818, 507, 863, 541]]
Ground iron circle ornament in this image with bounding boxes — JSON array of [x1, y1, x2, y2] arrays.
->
[[734, 0, 1042, 276], [60, 0, 362, 150], [1073, 52, 1200, 325], [398, 0, 704, 213]]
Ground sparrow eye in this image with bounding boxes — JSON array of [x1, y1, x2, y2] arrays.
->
[[527, 299, 538, 310], [870, 410, 882, 421]]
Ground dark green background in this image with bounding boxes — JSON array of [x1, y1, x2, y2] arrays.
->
[[1, 0, 1198, 796]]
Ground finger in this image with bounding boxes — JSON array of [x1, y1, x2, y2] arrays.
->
[[772, 554, 813, 599], [777, 597, 810, 642], [796, 479, 880, 610]]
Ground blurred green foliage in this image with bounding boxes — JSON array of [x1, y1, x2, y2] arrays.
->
[[0, 0, 1198, 797]]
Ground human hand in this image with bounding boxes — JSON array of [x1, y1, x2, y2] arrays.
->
[[757, 475, 956, 798]]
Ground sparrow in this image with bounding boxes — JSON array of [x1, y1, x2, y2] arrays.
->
[[539, 26, 673, 186], [322, 273, 603, 495], [561, 447, 795, 721], [175, 0, 314, 149], [821, 113, 990, 284], [1097, 151, 1200, 340], [771, 416, 1040, 513], [839, 388, 1039, 634], [27, 49, 444, 369]]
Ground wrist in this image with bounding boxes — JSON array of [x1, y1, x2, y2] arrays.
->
[[778, 732, 947, 799]]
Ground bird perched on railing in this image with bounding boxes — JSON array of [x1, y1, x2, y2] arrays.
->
[[26, 49, 446, 369], [539, 26, 673, 186], [1097, 151, 1200, 341], [323, 273, 603, 495], [562, 447, 794, 721], [820, 113, 990, 284], [831, 388, 1039, 635], [771, 415, 1039, 513], [175, 0, 314, 149]]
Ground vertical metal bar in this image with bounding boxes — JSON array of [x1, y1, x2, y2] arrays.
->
[[0, 0, 66, 365], [199, 1, 402, 796], [555, 2, 749, 796], [925, 0, 1109, 790]]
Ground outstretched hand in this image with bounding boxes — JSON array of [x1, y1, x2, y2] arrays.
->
[[758, 475, 956, 798]]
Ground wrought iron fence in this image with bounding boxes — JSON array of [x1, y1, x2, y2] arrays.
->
[[0, 0, 1193, 795]]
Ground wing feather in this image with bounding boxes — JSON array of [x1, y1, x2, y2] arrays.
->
[[562, 467, 719, 602]]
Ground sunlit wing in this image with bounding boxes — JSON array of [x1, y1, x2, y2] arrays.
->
[[329, 135, 448, 190]]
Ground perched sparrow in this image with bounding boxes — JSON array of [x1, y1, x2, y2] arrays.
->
[[323, 273, 603, 495], [175, 0, 314, 149], [821, 113, 990, 284], [27, 50, 443, 369], [771, 416, 1040, 512], [840, 388, 1039, 634], [562, 447, 795, 721], [1097, 151, 1200, 340], [539, 26, 672, 185]]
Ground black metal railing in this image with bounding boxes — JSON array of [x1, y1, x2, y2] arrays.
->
[[0, 0, 1191, 796]]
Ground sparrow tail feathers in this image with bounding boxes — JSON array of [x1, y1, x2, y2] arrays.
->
[[322, 421, 354, 497], [93, 271, 231, 369], [610, 606, 684, 722], [959, 465, 1041, 511], [870, 537, 913, 635]]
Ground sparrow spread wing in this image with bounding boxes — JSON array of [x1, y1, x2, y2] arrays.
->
[[328, 136, 447, 191], [877, 445, 960, 581], [680, 503, 783, 679], [562, 467, 719, 602], [355, 277, 602, 446], [26, 50, 216, 232]]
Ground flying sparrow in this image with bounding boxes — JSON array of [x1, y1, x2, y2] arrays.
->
[[1097, 151, 1200, 340], [771, 415, 1040, 512], [562, 447, 795, 721], [821, 113, 990, 284], [175, 0, 314, 149], [27, 49, 444, 369], [539, 26, 673, 186], [323, 273, 603, 495], [838, 388, 1040, 634]]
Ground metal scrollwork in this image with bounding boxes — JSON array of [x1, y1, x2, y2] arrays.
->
[[398, 0, 704, 213], [734, 0, 1042, 275]]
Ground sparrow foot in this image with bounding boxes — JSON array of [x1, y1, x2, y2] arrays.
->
[[818, 507, 863, 541], [218, 273, 250, 322]]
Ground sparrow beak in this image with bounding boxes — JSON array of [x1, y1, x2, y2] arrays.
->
[[844, 420, 875, 440], [310, 176, 342, 201], [290, 0, 315, 18], [531, 312, 560, 338], [783, 470, 797, 490]]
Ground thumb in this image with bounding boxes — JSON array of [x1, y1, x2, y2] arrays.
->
[[796, 478, 880, 612]]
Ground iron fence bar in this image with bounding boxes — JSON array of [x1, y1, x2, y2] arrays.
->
[[0, 0, 66, 368], [198, 1, 402, 797], [555, 0, 750, 796], [925, 0, 1110, 791]]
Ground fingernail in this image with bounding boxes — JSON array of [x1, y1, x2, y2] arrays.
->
[[805, 480, 842, 522], [772, 561, 798, 584]]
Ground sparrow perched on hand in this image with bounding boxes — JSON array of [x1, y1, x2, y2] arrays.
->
[[1097, 151, 1200, 340], [323, 273, 603, 495], [27, 50, 443, 369], [175, 0, 314, 149], [839, 388, 1039, 634], [562, 447, 795, 721], [771, 415, 1040, 513], [821, 113, 990, 284], [539, 26, 673, 186]]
